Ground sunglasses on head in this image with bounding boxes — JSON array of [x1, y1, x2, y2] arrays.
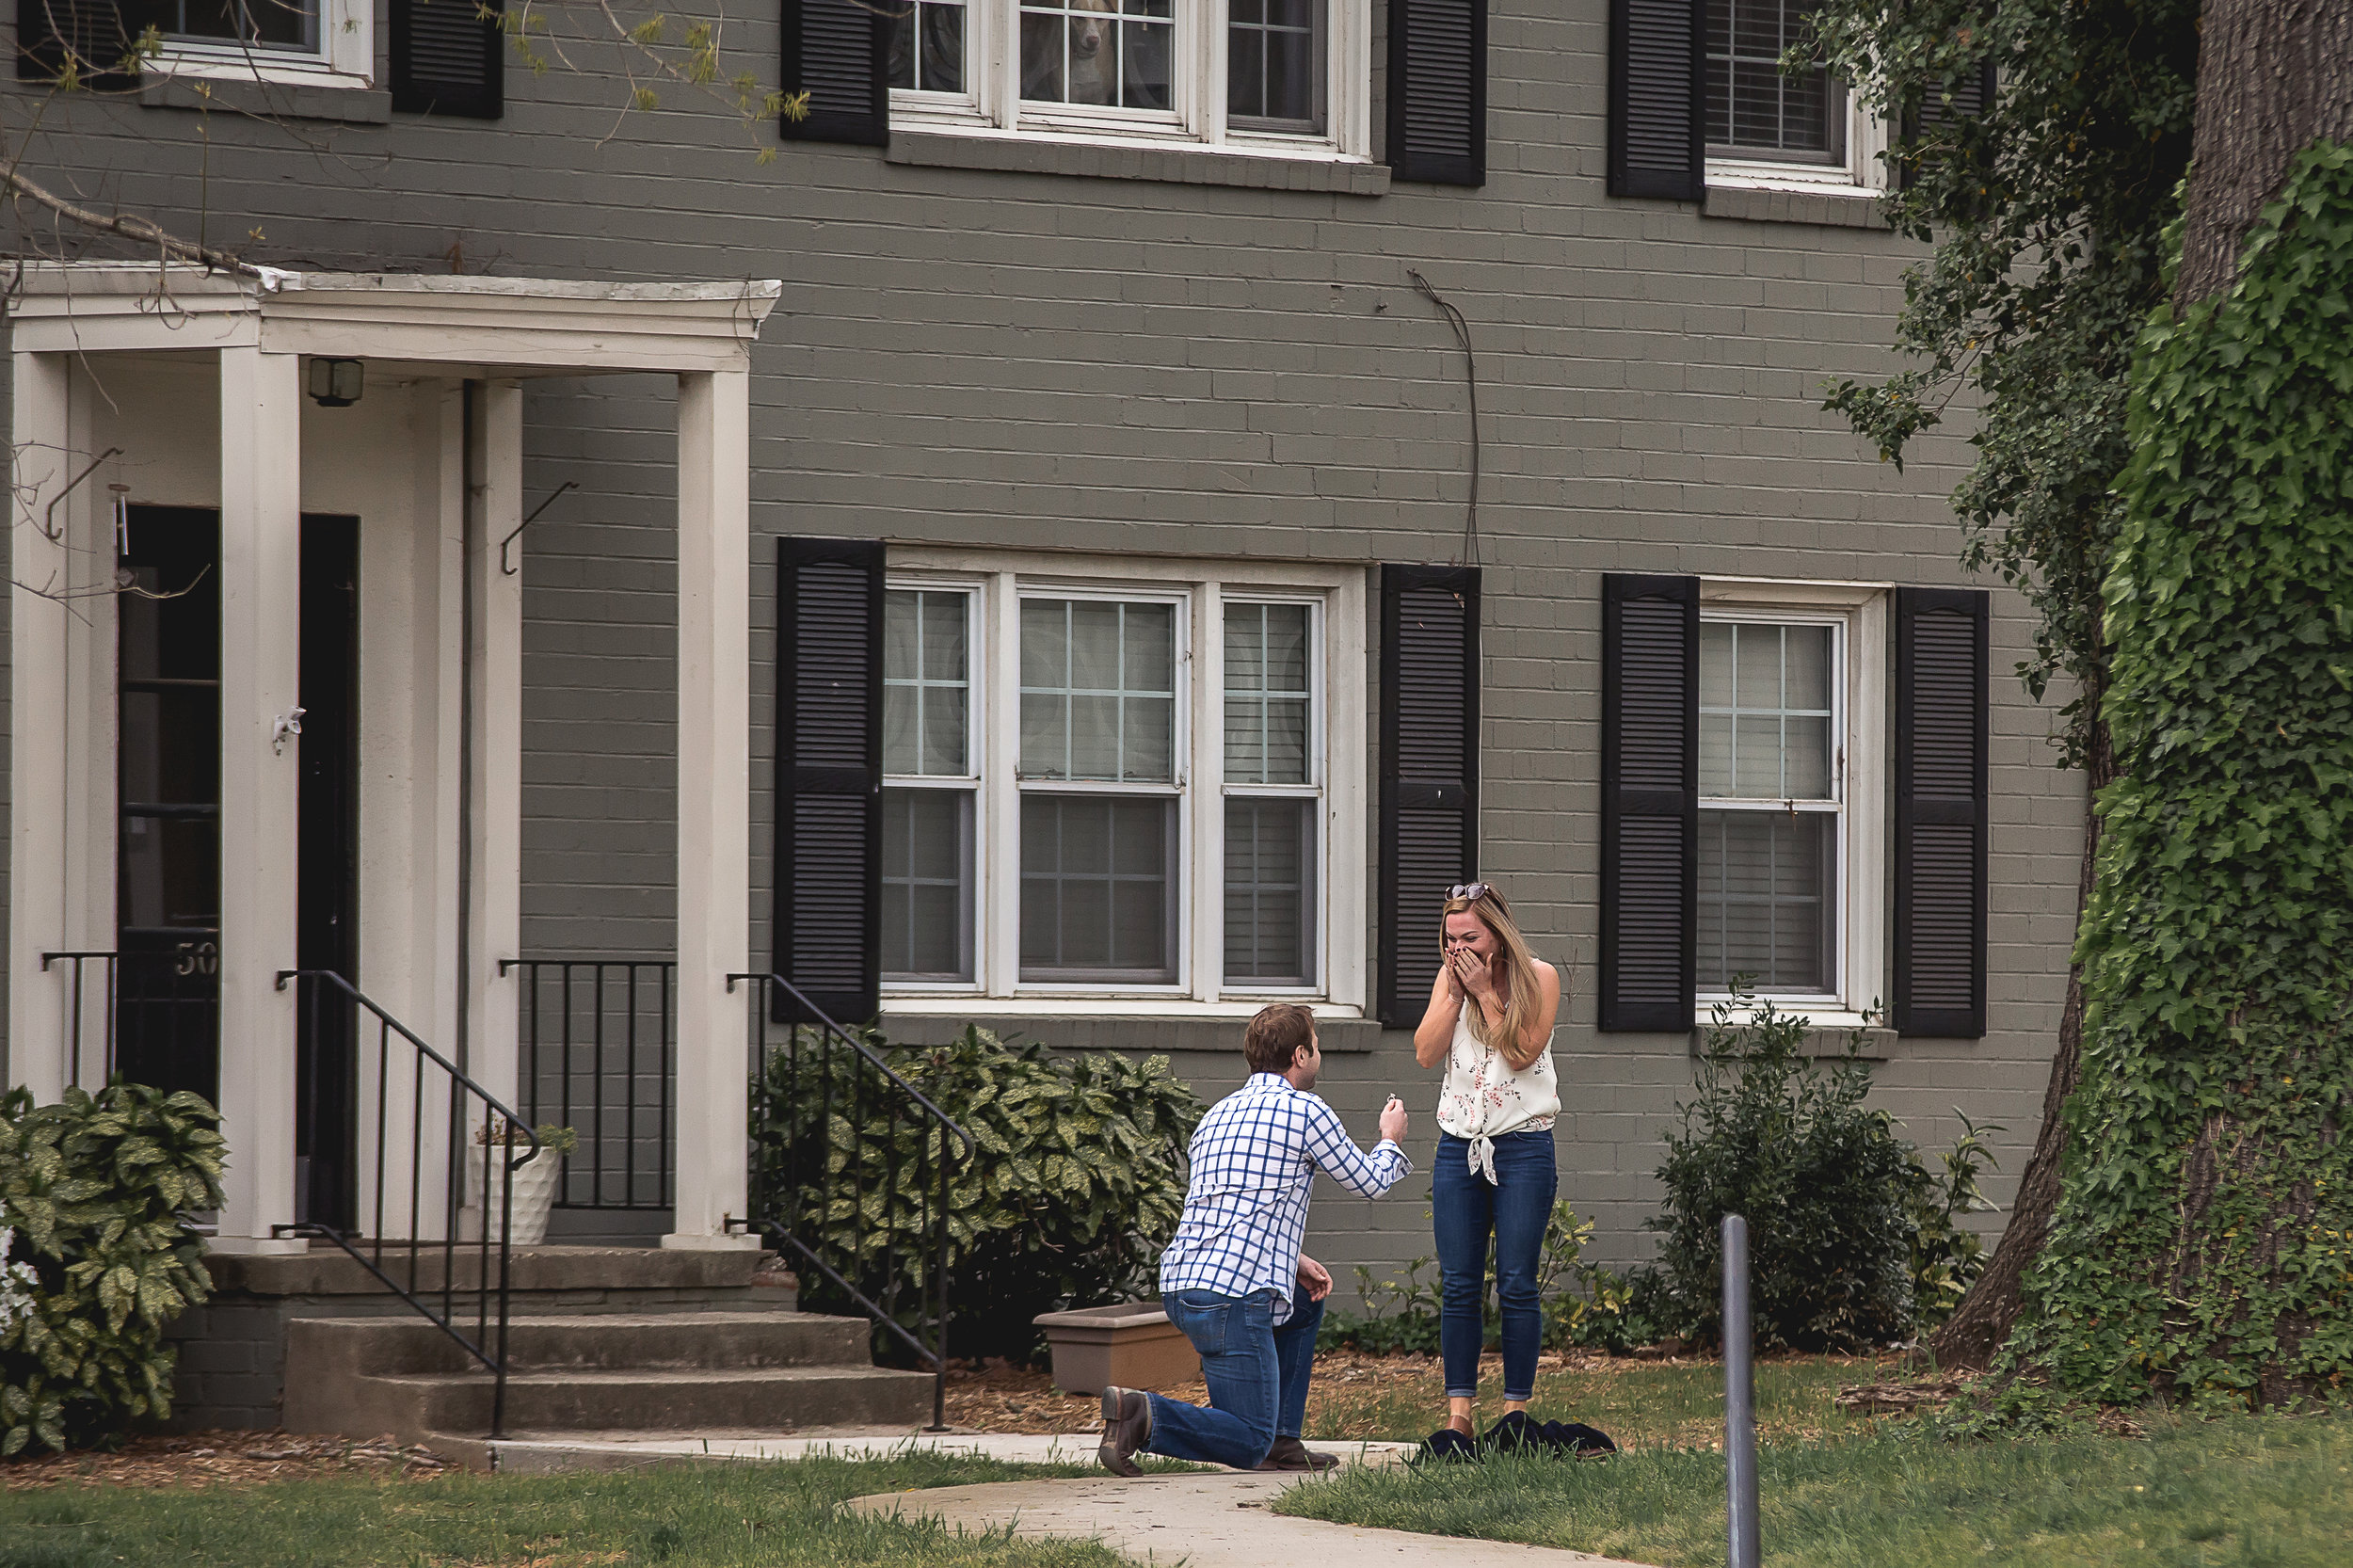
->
[[1447, 883, 1490, 903]]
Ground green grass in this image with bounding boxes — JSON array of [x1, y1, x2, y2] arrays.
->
[[1302, 1354, 1892, 1448], [1275, 1412, 2353, 1567], [0, 1450, 1140, 1568]]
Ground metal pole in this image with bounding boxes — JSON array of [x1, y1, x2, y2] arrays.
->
[[1721, 1214, 1759, 1568]]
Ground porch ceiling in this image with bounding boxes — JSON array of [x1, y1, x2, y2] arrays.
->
[[7, 263, 782, 374]]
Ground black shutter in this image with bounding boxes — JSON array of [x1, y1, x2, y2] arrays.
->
[[1386, 0, 1486, 186], [1377, 566, 1481, 1025], [391, 0, 504, 120], [1893, 587, 1989, 1037], [780, 0, 889, 147], [1599, 574, 1697, 1031], [773, 537, 885, 1026], [1607, 0, 1705, 200], [1899, 58, 1996, 192], [15, 0, 129, 82]]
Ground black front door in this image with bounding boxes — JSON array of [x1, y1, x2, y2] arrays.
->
[[296, 516, 361, 1231], [116, 507, 223, 1101]]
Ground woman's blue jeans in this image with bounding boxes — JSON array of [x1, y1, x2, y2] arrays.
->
[[1433, 1128, 1558, 1400]]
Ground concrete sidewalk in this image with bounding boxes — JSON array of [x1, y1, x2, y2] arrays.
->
[[847, 1466, 1665, 1568], [488, 1428, 1417, 1473]]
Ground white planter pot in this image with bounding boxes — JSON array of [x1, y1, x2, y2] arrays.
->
[[464, 1150, 562, 1246]]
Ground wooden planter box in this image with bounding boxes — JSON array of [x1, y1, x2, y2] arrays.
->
[[1032, 1301, 1199, 1396]]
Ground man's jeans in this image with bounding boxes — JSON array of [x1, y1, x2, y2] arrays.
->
[[1433, 1128, 1558, 1400], [1144, 1288, 1324, 1469]]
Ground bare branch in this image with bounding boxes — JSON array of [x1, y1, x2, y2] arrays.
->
[[2, 161, 263, 279]]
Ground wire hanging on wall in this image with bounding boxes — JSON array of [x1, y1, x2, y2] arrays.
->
[[1408, 269, 1481, 568]]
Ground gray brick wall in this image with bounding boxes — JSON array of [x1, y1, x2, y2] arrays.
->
[[0, 3, 2085, 1302]]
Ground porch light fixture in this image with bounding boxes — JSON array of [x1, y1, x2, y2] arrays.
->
[[308, 357, 364, 408]]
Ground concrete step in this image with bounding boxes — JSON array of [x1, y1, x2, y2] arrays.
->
[[355, 1366, 936, 1439], [208, 1242, 766, 1299], [287, 1311, 870, 1379]]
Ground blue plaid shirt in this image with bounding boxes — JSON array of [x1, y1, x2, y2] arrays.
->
[[1159, 1073, 1412, 1323]]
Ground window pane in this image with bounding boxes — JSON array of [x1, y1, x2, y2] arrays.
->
[[888, 0, 967, 92], [883, 789, 974, 981], [123, 0, 313, 48], [1225, 797, 1315, 984], [1705, 0, 1846, 162], [1225, 603, 1312, 785], [1698, 809, 1833, 992], [885, 590, 969, 777], [1701, 620, 1836, 802], [1021, 0, 1174, 109], [1020, 795, 1176, 980], [1020, 599, 1176, 781], [1228, 0, 1322, 128]]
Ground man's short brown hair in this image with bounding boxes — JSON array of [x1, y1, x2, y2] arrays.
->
[[1243, 1003, 1317, 1076]]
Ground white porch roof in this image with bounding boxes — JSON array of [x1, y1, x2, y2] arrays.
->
[[6, 263, 782, 374]]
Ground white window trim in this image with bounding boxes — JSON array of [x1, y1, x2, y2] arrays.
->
[[1696, 578, 1887, 1030], [880, 547, 1369, 1017], [1212, 591, 1326, 999], [1705, 81, 1890, 198], [880, 581, 987, 991], [889, 0, 1373, 165], [144, 0, 373, 87]]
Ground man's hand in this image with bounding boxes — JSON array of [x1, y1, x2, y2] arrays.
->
[[1379, 1096, 1408, 1144], [1297, 1254, 1334, 1302]]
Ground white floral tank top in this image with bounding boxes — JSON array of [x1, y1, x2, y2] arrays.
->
[[1436, 1003, 1559, 1184]]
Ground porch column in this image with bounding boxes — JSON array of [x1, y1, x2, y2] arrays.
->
[[465, 382, 524, 1115], [665, 367, 756, 1250], [215, 346, 306, 1255], [8, 353, 72, 1100]]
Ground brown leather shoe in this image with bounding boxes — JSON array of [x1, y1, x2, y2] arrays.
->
[[1098, 1385, 1152, 1477], [1256, 1434, 1339, 1472]]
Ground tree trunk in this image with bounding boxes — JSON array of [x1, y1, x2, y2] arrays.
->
[[2174, 0, 2353, 308], [1929, 711, 2113, 1371]]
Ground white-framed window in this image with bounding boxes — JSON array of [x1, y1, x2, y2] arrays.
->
[[1703, 0, 1885, 195], [127, 0, 373, 85], [1697, 580, 1886, 1025], [887, 0, 1372, 162], [882, 586, 981, 984], [882, 551, 1367, 1016]]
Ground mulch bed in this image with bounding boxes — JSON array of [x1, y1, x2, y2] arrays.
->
[[943, 1349, 1639, 1435], [1, 1430, 454, 1491]]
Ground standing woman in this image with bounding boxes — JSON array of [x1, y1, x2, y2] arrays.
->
[[1414, 883, 1563, 1440]]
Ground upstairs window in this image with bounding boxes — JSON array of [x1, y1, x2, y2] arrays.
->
[[1705, 0, 1845, 166], [124, 0, 314, 49], [885, 0, 1371, 159]]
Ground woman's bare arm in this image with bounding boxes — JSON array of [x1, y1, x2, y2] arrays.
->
[[1414, 961, 1463, 1067], [1498, 961, 1562, 1071]]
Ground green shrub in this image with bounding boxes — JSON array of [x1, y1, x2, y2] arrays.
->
[[0, 1082, 226, 1454], [752, 1024, 1203, 1361], [1319, 1202, 1678, 1357], [1650, 993, 1924, 1352]]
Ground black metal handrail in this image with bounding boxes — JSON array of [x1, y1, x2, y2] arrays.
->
[[730, 971, 971, 1431], [275, 968, 540, 1440], [40, 948, 218, 1094], [501, 958, 676, 1211]]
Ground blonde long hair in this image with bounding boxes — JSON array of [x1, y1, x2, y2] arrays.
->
[[1440, 886, 1546, 1053]]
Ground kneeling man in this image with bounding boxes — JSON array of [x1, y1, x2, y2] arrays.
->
[[1100, 1002, 1411, 1475]]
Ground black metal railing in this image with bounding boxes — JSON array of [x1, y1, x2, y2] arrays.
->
[[502, 958, 676, 1211], [40, 948, 219, 1096], [731, 971, 970, 1431], [276, 968, 540, 1440]]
